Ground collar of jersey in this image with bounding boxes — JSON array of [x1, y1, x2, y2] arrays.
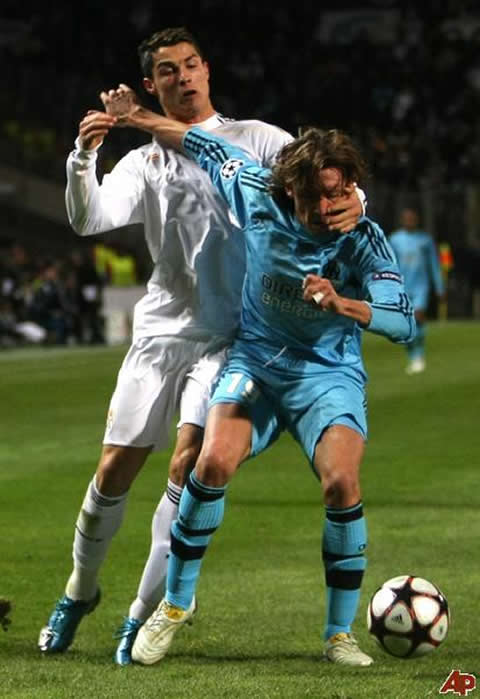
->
[[150, 113, 224, 148], [197, 113, 226, 132], [292, 217, 341, 246]]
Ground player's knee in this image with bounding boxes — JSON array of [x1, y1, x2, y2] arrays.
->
[[322, 470, 360, 508], [195, 446, 237, 487], [168, 445, 200, 485], [96, 446, 143, 495]]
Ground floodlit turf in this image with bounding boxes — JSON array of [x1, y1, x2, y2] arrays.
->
[[0, 322, 479, 698]]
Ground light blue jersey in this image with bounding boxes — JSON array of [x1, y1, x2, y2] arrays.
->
[[181, 128, 416, 462], [389, 229, 444, 311], [167, 129, 412, 637], [184, 128, 415, 367]]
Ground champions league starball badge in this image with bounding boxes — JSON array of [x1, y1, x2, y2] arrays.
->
[[220, 158, 244, 179]]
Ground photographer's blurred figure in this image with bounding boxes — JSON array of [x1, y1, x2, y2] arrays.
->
[[70, 248, 105, 344], [27, 259, 71, 345]]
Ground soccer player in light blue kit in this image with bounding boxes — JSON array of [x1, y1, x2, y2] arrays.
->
[[106, 88, 415, 667], [389, 207, 444, 374]]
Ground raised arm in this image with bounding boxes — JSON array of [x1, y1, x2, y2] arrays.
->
[[357, 223, 416, 343], [104, 85, 260, 230], [102, 84, 189, 151], [66, 103, 145, 235]]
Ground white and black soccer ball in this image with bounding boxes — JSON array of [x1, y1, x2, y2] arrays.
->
[[367, 575, 449, 658]]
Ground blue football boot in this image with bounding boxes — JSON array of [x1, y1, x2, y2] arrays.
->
[[113, 617, 143, 665], [38, 589, 101, 653]]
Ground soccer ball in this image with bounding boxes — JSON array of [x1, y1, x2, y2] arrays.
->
[[367, 575, 449, 658]]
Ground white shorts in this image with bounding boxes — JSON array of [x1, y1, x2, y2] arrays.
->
[[103, 336, 228, 452]]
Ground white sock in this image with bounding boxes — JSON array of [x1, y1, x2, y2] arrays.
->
[[128, 479, 182, 620], [65, 477, 128, 601]]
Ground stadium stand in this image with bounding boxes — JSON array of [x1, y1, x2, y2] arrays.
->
[[1, 1, 480, 341]]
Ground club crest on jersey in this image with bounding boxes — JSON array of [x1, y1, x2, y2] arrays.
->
[[322, 259, 342, 289], [221, 158, 244, 179]]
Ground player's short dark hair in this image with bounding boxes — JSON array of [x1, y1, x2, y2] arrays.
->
[[138, 27, 205, 78], [269, 128, 368, 206]]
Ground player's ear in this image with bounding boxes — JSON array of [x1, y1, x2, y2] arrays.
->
[[143, 77, 155, 95], [285, 186, 293, 198]]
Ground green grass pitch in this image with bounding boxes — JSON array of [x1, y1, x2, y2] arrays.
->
[[1, 321, 479, 698]]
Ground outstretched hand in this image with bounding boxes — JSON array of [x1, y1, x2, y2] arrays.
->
[[100, 83, 140, 123], [91, 84, 187, 152], [77, 84, 140, 150]]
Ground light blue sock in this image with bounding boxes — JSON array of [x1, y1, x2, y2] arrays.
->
[[407, 321, 426, 360], [166, 472, 225, 609], [323, 502, 367, 640]]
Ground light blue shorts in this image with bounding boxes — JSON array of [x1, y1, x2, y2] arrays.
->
[[210, 340, 367, 466]]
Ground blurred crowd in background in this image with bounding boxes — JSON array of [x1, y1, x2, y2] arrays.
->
[[1, 0, 480, 346], [2, 0, 480, 188], [0, 240, 138, 348]]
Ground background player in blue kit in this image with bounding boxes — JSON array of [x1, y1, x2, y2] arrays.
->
[[389, 207, 445, 374], [104, 88, 415, 668]]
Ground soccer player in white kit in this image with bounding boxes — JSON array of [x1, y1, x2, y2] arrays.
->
[[37, 27, 365, 663]]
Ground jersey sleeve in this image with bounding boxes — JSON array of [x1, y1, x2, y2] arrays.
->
[[65, 140, 145, 235], [354, 221, 416, 343], [183, 127, 264, 229]]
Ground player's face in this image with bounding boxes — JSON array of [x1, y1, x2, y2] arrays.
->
[[143, 42, 213, 123], [401, 209, 419, 230], [289, 167, 349, 235]]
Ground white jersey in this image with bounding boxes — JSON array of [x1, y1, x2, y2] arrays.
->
[[66, 114, 292, 343]]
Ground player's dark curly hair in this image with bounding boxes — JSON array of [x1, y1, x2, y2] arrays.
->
[[138, 27, 205, 79], [269, 127, 368, 207]]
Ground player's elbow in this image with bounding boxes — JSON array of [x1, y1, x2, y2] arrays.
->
[[69, 218, 87, 236], [67, 210, 101, 237], [71, 222, 93, 237], [391, 316, 416, 344]]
